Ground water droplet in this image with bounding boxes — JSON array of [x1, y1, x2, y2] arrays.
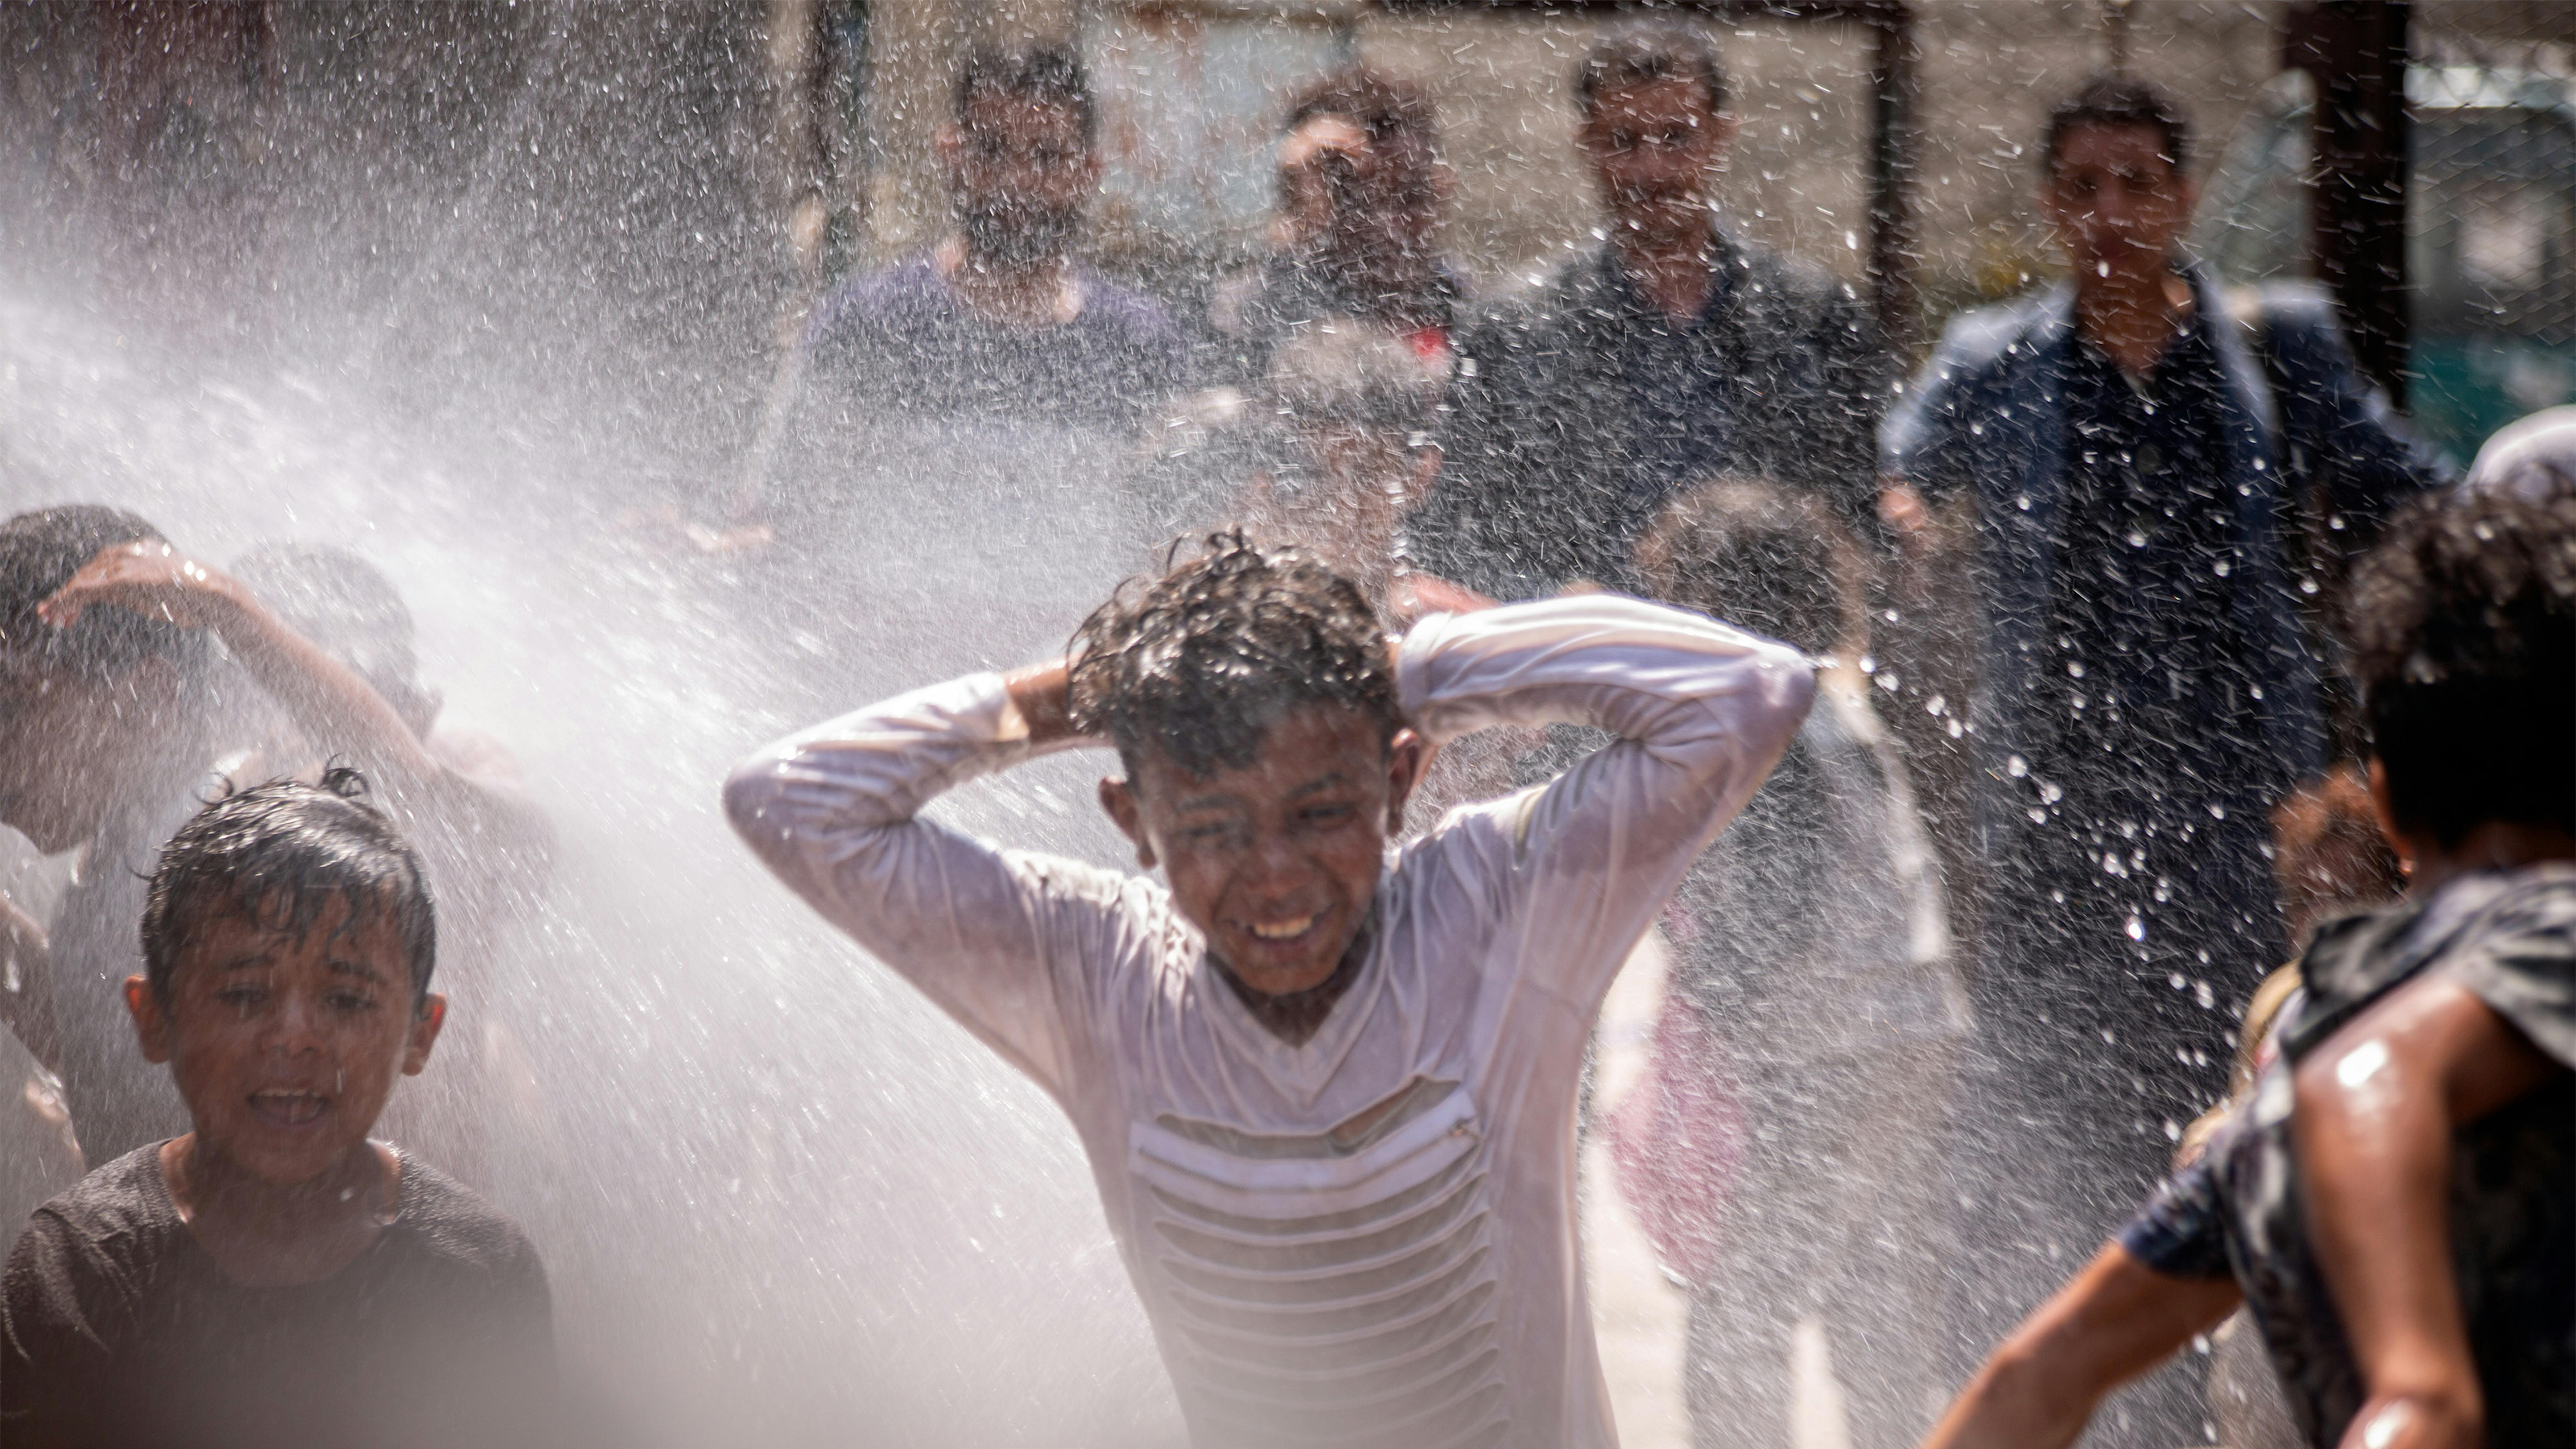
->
[[2006, 754, 2028, 778], [2125, 914, 2146, 941]]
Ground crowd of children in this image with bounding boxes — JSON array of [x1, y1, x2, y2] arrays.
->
[[2, 25, 2572, 1449]]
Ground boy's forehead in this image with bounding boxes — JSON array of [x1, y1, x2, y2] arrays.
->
[[1137, 703, 1389, 797]]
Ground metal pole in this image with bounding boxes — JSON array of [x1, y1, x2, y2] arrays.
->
[[1866, 2, 1918, 355], [2285, 0, 2412, 406]]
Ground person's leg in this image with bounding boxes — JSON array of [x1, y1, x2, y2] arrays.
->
[[1684, 1075, 1819, 1449], [1817, 1046, 1959, 1449]]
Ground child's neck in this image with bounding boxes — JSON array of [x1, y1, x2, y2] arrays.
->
[[2404, 820, 2576, 896], [161, 1134, 400, 1288]]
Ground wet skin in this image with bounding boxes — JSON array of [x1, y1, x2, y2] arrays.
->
[[2042, 121, 2198, 293], [125, 892, 444, 1285], [1579, 76, 1735, 257], [1099, 705, 1426, 1013], [2043, 121, 2202, 379], [0, 645, 189, 853], [938, 92, 1100, 273]]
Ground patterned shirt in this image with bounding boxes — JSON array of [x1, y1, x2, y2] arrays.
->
[[2119, 865, 2576, 1447]]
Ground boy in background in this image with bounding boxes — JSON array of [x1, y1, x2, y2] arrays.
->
[[1912, 482, 2573, 1449], [26, 527, 550, 1172], [728, 535, 1813, 1447], [1, 774, 553, 1449], [1626, 478, 1966, 1449]]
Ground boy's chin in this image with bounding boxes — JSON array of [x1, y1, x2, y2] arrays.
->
[[202, 1111, 375, 1185]]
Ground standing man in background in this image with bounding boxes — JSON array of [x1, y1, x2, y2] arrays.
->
[[1879, 73, 2431, 1442], [1411, 21, 1882, 600], [735, 43, 1189, 525], [1204, 67, 1467, 386]]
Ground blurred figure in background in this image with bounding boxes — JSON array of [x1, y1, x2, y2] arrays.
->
[[1619, 478, 1966, 1449], [2190, 770, 2405, 1449], [1205, 68, 1465, 387], [1135, 322, 1441, 610], [0, 507, 225, 1169], [225, 544, 554, 1186], [734, 42, 1188, 527], [29, 535, 550, 1179], [1412, 21, 1883, 599], [1878, 74, 2435, 1441], [1912, 480, 2574, 1449], [2269, 766, 2407, 953]]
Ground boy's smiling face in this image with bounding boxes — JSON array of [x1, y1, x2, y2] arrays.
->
[[1103, 705, 1424, 998], [127, 891, 442, 1185]]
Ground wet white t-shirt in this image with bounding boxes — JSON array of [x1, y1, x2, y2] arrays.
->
[[726, 596, 1814, 1448]]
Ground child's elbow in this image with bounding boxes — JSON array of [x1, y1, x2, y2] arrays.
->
[[720, 757, 790, 848], [1754, 646, 1819, 750]]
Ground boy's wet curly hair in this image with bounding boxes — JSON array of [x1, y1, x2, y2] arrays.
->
[[1068, 531, 1398, 779], [2345, 481, 2576, 845], [142, 768, 438, 1008]]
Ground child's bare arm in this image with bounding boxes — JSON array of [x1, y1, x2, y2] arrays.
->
[[2294, 976, 2562, 1449], [1001, 660, 1079, 747], [0, 892, 58, 1074], [1397, 595, 1814, 1002], [1915, 1244, 2239, 1449]]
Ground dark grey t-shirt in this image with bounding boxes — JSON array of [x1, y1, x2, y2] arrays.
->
[[2, 1145, 554, 1449], [2119, 864, 2576, 1448]]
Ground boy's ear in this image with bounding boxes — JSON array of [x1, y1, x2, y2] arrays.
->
[[2363, 757, 2417, 881], [124, 975, 173, 1065], [403, 993, 446, 1077], [1099, 776, 1157, 870], [1385, 729, 1427, 832]]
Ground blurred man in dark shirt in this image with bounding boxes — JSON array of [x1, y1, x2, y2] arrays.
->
[[1411, 21, 1882, 598], [737, 43, 1189, 526], [1205, 68, 1466, 386], [1880, 73, 2434, 1444]]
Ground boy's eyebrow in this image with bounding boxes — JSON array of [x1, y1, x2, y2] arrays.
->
[[326, 958, 391, 982], [1288, 772, 1355, 799]]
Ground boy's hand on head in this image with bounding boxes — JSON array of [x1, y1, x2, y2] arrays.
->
[[1387, 571, 1493, 627], [38, 541, 240, 633], [1002, 660, 1080, 747]]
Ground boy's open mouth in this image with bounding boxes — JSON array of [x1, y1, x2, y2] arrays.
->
[[1246, 913, 1320, 943], [247, 1090, 330, 1127]]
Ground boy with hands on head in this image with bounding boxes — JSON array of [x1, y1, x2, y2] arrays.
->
[[726, 532, 1814, 1448]]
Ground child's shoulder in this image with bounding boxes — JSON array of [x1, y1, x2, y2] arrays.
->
[[21, 1144, 182, 1251], [7, 1146, 185, 1313], [386, 1156, 547, 1286]]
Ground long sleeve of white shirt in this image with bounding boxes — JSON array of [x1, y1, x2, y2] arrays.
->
[[724, 593, 1813, 1448]]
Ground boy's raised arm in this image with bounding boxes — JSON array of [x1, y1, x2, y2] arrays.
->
[[723, 669, 1099, 1094], [1398, 594, 1815, 995]]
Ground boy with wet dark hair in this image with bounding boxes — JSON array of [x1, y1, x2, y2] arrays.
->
[[1913, 482, 2574, 1449], [1, 773, 553, 1449], [729, 533, 1814, 1447], [22, 524, 552, 1171]]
